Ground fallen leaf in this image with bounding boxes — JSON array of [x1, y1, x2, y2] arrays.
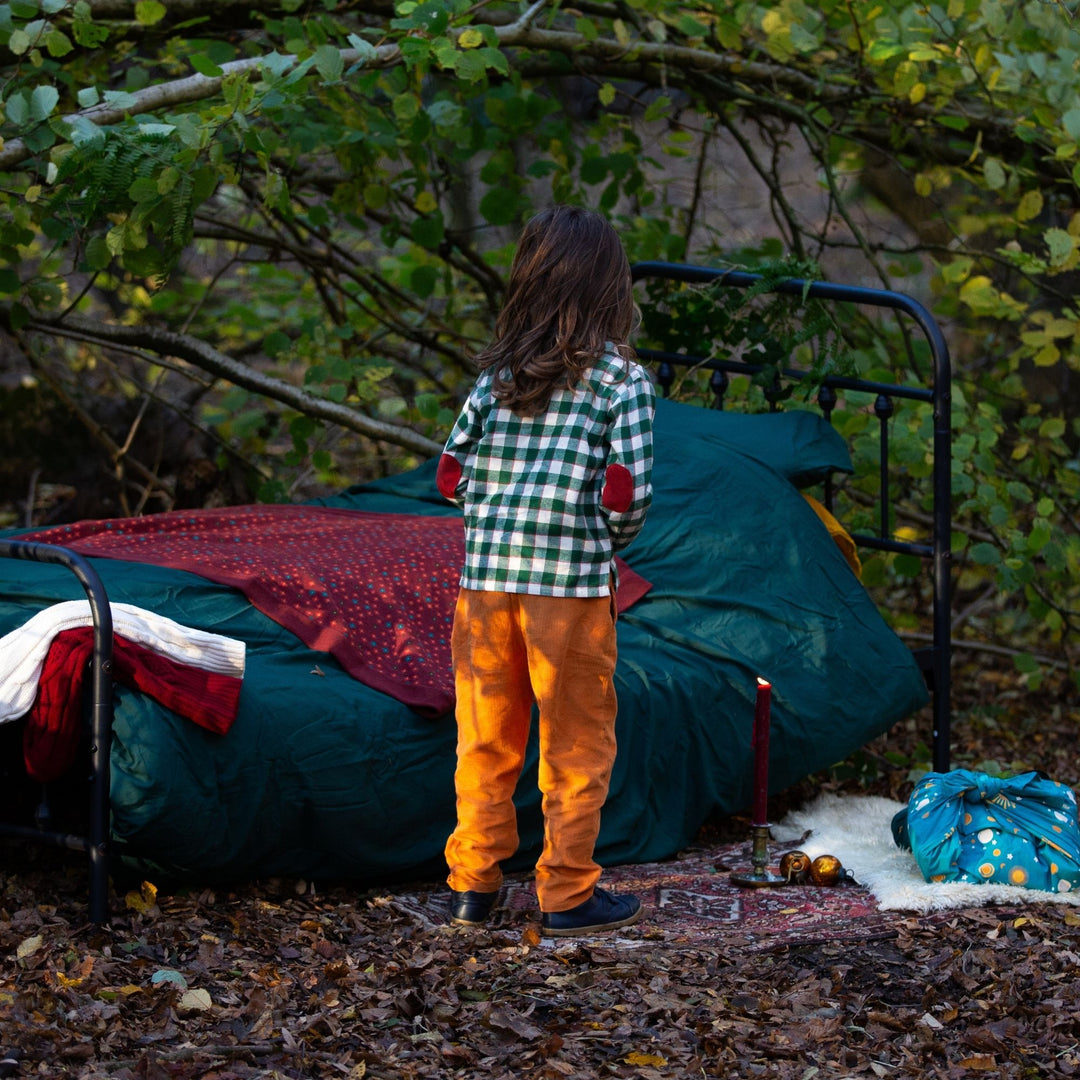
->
[[545, 974, 580, 988], [16, 935, 43, 960], [125, 880, 158, 914], [410, 1031, 442, 1044], [624, 1051, 669, 1067], [485, 1005, 544, 1040], [151, 968, 188, 990], [178, 988, 213, 1013]]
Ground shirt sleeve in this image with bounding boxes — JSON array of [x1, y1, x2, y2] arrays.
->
[[601, 367, 655, 552], [436, 387, 484, 507]]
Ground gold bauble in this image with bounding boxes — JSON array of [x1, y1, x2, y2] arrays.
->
[[810, 854, 844, 886], [779, 850, 811, 883]]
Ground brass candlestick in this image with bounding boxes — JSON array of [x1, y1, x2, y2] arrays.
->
[[729, 822, 787, 887]]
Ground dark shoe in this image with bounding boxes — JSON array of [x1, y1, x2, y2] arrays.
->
[[541, 887, 642, 937], [448, 889, 498, 926]]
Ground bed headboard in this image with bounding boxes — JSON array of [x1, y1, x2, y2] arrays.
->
[[631, 261, 952, 774]]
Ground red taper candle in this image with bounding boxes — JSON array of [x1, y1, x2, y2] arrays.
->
[[752, 677, 772, 825]]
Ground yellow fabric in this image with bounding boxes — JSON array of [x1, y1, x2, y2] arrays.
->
[[445, 587, 618, 912], [802, 494, 862, 579]]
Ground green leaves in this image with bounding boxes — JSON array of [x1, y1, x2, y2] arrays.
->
[[866, 40, 908, 62], [1044, 228, 1076, 268], [7, 26, 33, 55], [44, 26, 71, 56], [66, 114, 105, 150], [3, 83, 58, 130], [969, 542, 1001, 566], [4, 0, 105, 60], [1063, 107, 1080, 142], [478, 188, 519, 227], [134, 0, 166, 25], [45, 125, 215, 280], [345, 33, 378, 69], [390, 0, 451, 36], [4, 92, 29, 127], [760, 3, 825, 61], [983, 158, 1006, 191], [30, 84, 58, 122], [410, 211, 445, 249], [190, 55, 224, 78], [70, 3, 108, 48], [313, 44, 343, 84]]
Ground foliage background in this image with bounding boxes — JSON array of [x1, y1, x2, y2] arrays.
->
[[2, 0, 1080, 697]]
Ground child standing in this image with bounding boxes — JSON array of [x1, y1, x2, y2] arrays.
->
[[436, 205, 655, 937]]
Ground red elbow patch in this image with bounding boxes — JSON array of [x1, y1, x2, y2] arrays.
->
[[602, 463, 634, 513], [437, 454, 463, 499]]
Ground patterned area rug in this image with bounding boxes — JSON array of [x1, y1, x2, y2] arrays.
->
[[388, 837, 904, 952], [390, 794, 1080, 947]]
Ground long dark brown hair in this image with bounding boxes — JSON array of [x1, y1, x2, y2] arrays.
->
[[476, 205, 636, 416]]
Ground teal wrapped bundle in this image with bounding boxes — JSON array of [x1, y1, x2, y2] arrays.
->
[[892, 770, 1080, 893]]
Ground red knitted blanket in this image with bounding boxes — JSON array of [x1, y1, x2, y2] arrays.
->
[[25, 627, 242, 783], [24, 506, 651, 716]]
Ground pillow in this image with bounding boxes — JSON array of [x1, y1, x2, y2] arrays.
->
[[653, 397, 853, 488]]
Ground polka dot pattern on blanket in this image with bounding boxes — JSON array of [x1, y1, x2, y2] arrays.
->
[[25, 507, 464, 715], [23, 506, 650, 716]]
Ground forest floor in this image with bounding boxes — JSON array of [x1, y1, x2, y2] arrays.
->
[[1, 652, 1078, 1080]]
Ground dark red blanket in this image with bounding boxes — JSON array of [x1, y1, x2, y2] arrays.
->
[[23, 507, 651, 716], [25, 627, 242, 783]]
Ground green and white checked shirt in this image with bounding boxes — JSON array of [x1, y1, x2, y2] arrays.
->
[[438, 349, 655, 597]]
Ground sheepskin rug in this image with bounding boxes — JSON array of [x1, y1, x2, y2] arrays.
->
[[773, 793, 1080, 913]]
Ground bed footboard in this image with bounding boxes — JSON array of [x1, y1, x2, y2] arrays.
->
[[0, 539, 113, 923], [631, 261, 952, 772]]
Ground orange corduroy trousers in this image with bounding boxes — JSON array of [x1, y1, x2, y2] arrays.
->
[[444, 587, 618, 913]]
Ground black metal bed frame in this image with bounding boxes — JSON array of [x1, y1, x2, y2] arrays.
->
[[0, 262, 951, 924], [0, 539, 113, 924], [631, 261, 952, 775]]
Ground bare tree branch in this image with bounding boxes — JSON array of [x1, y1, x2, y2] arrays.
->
[[0, 44, 400, 171], [1, 306, 443, 458]]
